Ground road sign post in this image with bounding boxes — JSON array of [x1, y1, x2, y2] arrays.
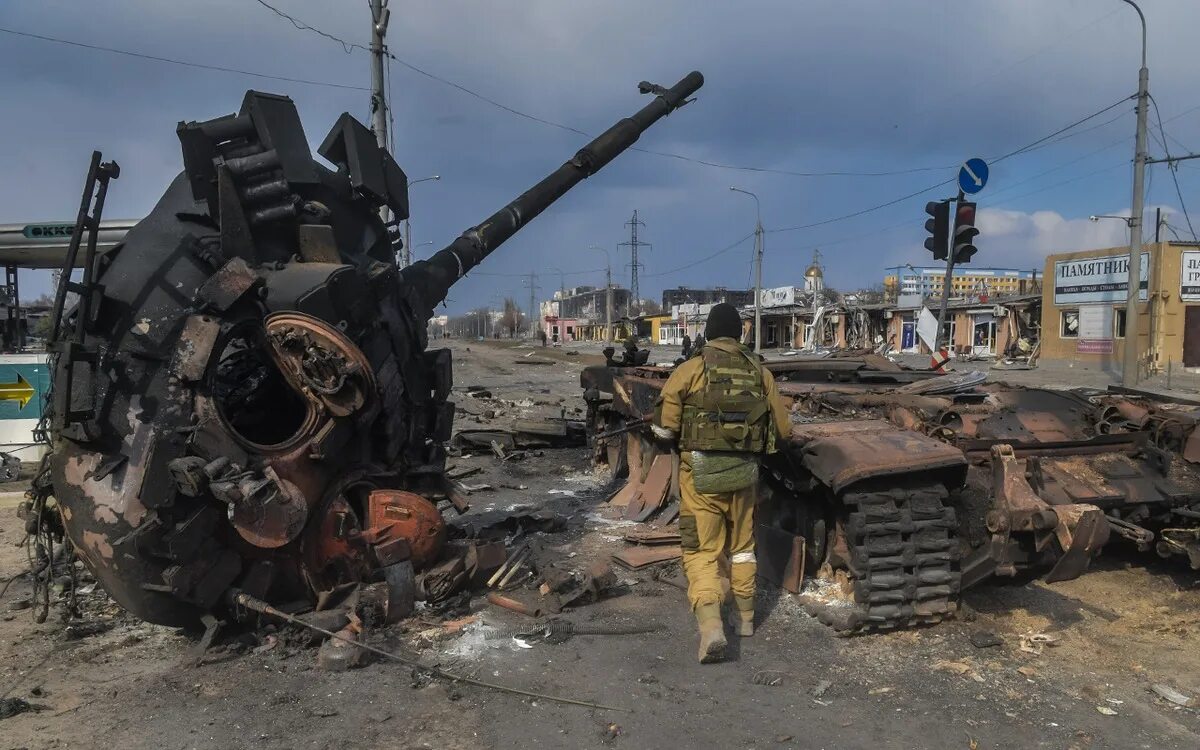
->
[[958, 158, 988, 195]]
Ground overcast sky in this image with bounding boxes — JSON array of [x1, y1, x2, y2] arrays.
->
[[2, 0, 1198, 313]]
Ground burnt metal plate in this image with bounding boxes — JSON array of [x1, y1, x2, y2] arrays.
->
[[793, 419, 967, 493]]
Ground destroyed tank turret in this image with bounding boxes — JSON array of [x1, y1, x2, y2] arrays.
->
[[41, 72, 704, 629]]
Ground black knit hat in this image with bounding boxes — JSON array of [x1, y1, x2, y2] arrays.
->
[[704, 302, 742, 341]]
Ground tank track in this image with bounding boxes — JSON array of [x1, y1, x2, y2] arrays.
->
[[807, 479, 960, 634]]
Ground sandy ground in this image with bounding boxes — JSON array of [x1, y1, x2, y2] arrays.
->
[[2, 338, 1199, 749]]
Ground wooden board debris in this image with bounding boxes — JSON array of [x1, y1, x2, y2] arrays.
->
[[612, 545, 682, 570]]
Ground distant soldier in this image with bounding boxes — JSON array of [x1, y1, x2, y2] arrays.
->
[[680, 333, 693, 359], [694, 333, 706, 351], [651, 303, 790, 663], [538, 328, 548, 347], [622, 333, 639, 364]]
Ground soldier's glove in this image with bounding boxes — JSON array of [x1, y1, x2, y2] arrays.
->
[[650, 424, 678, 445]]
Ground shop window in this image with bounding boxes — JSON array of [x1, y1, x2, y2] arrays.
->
[[1060, 310, 1079, 338], [1114, 308, 1127, 339]]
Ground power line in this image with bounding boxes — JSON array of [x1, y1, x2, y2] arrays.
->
[[387, 53, 960, 177], [1149, 94, 1197, 240], [1, 17, 1140, 184], [241, 1, 979, 178], [0, 26, 368, 91], [627, 150, 958, 178], [989, 161, 1129, 208], [985, 96, 1132, 163], [470, 267, 604, 278], [767, 96, 1135, 235], [983, 133, 1132, 202], [1010, 107, 1130, 157], [643, 232, 755, 278], [252, 0, 367, 53], [767, 177, 956, 234]]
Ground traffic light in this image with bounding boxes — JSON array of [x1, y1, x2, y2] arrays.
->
[[924, 201, 949, 260], [952, 201, 979, 263]]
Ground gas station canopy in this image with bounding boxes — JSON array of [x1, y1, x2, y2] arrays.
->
[[0, 220, 136, 269]]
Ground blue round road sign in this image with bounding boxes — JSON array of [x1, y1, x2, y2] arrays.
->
[[958, 158, 988, 194]]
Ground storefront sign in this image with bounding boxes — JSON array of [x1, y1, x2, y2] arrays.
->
[[1053, 252, 1149, 304], [758, 286, 797, 308], [1182, 250, 1200, 301], [1077, 304, 1114, 354]]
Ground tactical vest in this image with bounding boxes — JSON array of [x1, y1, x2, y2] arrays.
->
[[679, 344, 773, 453]]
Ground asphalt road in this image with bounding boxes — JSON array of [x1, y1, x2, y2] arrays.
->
[[1, 338, 1198, 749]]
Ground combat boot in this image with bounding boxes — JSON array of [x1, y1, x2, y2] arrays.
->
[[728, 595, 755, 637], [695, 603, 727, 663]]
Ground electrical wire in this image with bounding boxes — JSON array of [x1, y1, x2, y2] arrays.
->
[[230, 591, 627, 712], [767, 178, 956, 234], [0, 16, 1146, 183], [374, 51, 964, 177], [988, 161, 1129, 208], [767, 96, 1134, 235], [246, 1, 1127, 181], [252, 0, 367, 53], [1010, 107, 1130, 157], [643, 232, 755, 278], [985, 96, 1132, 163], [0, 26, 368, 91], [470, 267, 604, 278], [238, 0, 957, 177], [385, 43, 396, 156], [1149, 94, 1197, 240], [984, 133, 1132, 202]]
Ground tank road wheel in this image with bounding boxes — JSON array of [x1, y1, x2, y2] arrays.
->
[[807, 479, 961, 634]]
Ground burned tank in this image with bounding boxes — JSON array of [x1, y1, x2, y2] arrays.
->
[[583, 356, 1200, 633], [38, 72, 704, 629]]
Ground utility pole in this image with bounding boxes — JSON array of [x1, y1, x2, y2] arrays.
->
[[590, 244, 614, 343], [551, 267, 566, 317], [605, 267, 613, 343], [730, 187, 763, 352], [524, 272, 540, 339], [933, 254, 956, 354], [368, 0, 391, 226], [1121, 0, 1149, 386], [753, 217, 764, 352], [620, 211, 647, 316], [401, 175, 441, 268]]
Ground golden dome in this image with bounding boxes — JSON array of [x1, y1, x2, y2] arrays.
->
[[804, 264, 823, 279]]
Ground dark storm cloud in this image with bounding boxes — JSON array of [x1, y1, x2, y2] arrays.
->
[[1, 1, 1197, 308]]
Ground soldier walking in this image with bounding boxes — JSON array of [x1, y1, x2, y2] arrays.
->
[[651, 303, 791, 663]]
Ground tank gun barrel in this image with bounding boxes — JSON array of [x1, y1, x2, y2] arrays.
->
[[402, 71, 704, 314]]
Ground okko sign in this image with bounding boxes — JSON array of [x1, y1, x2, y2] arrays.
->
[[1053, 253, 1149, 305], [1181, 251, 1200, 301]]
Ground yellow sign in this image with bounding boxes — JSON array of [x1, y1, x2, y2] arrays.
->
[[0, 374, 36, 409]]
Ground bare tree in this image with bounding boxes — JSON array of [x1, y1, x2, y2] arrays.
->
[[854, 284, 885, 305], [818, 287, 842, 306], [501, 297, 524, 338], [639, 299, 663, 316]]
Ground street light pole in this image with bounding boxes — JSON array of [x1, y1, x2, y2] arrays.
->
[[402, 175, 440, 268], [1121, 0, 1149, 386], [730, 187, 763, 352], [590, 245, 614, 343], [368, 0, 391, 228]]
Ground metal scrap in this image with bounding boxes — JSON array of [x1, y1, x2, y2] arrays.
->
[[1151, 684, 1196, 708]]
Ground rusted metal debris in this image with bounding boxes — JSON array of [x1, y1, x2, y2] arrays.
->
[[486, 591, 544, 618], [39, 73, 705, 630], [755, 524, 805, 594], [582, 353, 1200, 633]]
